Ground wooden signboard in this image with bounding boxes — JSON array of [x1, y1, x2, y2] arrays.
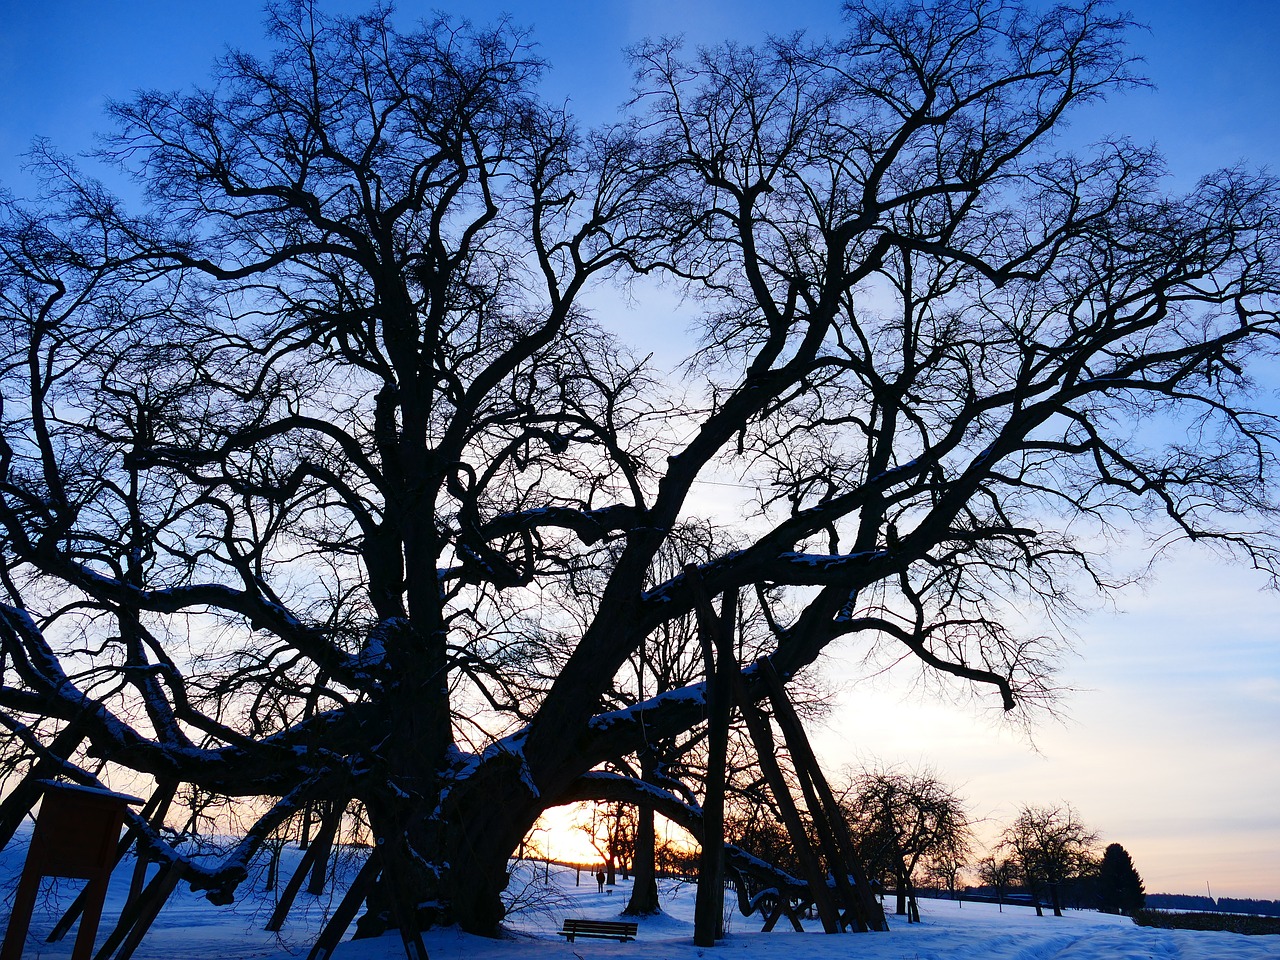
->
[[1, 781, 142, 960]]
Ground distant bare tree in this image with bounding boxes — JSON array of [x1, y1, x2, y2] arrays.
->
[[976, 854, 1017, 911], [1001, 804, 1099, 917], [843, 768, 971, 921], [924, 845, 967, 901], [578, 803, 636, 886]]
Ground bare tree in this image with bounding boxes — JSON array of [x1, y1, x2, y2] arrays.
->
[[577, 802, 635, 886], [976, 854, 1016, 911], [924, 845, 967, 901], [843, 767, 971, 921], [1001, 803, 1100, 917], [2, 0, 1279, 953]]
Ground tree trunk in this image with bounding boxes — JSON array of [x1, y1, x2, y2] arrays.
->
[[347, 615, 475, 937], [624, 803, 660, 915], [266, 843, 280, 892], [439, 762, 545, 935], [298, 801, 314, 851], [306, 801, 337, 895], [693, 586, 735, 947]]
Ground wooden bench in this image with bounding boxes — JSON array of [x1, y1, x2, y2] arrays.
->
[[557, 918, 639, 942]]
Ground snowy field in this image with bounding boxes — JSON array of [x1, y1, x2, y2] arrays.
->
[[2, 839, 1278, 960]]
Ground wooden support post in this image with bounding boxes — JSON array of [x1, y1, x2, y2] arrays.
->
[[126, 839, 155, 908], [761, 896, 805, 933], [92, 863, 181, 960], [759, 660, 886, 932], [732, 696, 842, 933], [266, 801, 346, 932], [685, 567, 841, 935], [306, 850, 381, 960], [306, 801, 339, 895], [752, 680, 852, 926], [125, 780, 176, 908], [298, 801, 314, 851], [783, 739, 857, 929]]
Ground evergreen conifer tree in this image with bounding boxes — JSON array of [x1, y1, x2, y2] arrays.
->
[[1097, 843, 1146, 915]]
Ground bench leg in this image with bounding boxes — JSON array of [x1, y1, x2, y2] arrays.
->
[[70, 872, 110, 960]]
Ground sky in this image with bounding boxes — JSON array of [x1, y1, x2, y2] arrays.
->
[[1, 0, 1278, 901]]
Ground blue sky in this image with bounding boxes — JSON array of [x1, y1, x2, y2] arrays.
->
[[2, 1, 1278, 899], [2, 1, 1279, 189]]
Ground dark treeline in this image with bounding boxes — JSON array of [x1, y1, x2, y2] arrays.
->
[[1104, 894, 1280, 916], [920, 888, 1280, 918], [1216, 898, 1280, 917]]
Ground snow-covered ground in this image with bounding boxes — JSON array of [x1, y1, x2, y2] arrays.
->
[[2, 839, 1278, 960]]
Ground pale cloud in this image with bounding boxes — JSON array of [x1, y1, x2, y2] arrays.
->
[[808, 540, 1280, 900]]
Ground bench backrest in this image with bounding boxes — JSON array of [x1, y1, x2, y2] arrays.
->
[[563, 919, 639, 934]]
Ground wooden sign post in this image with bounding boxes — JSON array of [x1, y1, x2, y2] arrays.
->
[[1, 781, 142, 960]]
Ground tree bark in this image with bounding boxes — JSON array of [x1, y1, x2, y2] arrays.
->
[[306, 802, 339, 896], [439, 761, 543, 934], [693, 586, 736, 947], [624, 800, 660, 915]]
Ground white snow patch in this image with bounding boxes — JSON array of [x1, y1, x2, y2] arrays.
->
[[2, 831, 1278, 959]]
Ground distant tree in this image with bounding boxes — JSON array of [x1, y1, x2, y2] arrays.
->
[[844, 768, 971, 922], [1145, 893, 1216, 911], [1218, 898, 1280, 918], [655, 835, 699, 879], [1002, 804, 1099, 917], [976, 854, 1016, 912], [925, 846, 967, 901], [1096, 842, 1146, 915], [578, 803, 636, 886]]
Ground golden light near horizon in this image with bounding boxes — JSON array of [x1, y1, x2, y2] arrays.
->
[[518, 805, 599, 865], [519, 803, 698, 867]]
